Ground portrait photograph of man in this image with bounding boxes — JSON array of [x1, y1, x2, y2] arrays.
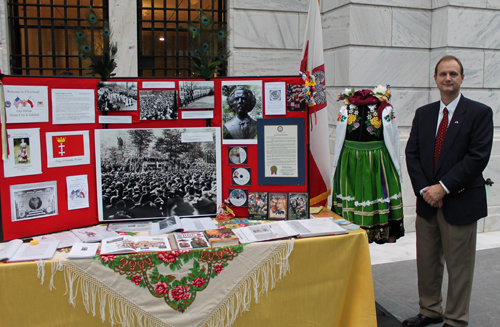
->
[[221, 80, 263, 144]]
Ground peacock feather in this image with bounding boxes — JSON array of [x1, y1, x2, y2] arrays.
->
[[72, 6, 117, 79], [186, 9, 229, 79]]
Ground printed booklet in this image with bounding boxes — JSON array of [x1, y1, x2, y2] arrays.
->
[[173, 232, 210, 250], [0, 239, 60, 262], [100, 236, 172, 255], [204, 228, 239, 247]]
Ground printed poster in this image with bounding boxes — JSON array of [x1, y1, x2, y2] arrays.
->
[[46, 130, 91, 168], [3, 85, 49, 123], [3, 128, 42, 178]]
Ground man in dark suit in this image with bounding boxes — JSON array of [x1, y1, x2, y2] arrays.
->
[[404, 55, 493, 327]]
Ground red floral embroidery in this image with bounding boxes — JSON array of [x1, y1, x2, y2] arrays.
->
[[154, 281, 169, 295], [131, 275, 142, 285], [214, 264, 224, 274], [171, 286, 191, 301], [158, 251, 180, 263], [192, 277, 206, 288], [101, 255, 116, 263]]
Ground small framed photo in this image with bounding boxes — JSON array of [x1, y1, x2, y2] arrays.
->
[[268, 193, 288, 220], [288, 193, 309, 219], [248, 192, 268, 220], [228, 146, 248, 165], [232, 167, 251, 186], [228, 188, 248, 207]]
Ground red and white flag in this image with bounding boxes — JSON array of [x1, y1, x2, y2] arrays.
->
[[52, 134, 85, 158], [46, 131, 90, 168], [300, 0, 331, 206]]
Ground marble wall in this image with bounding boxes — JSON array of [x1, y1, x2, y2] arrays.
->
[[228, 0, 500, 233]]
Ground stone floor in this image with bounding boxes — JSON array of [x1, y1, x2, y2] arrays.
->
[[370, 230, 500, 326]]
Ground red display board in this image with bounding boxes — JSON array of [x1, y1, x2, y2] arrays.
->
[[0, 75, 307, 241]]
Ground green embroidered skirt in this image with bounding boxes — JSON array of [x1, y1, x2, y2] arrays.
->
[[332, 140, 404, 244]]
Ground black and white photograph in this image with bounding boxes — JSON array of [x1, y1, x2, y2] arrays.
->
[[95, 127, 221, 221], [139, 90, 178, 120], [221, 80, 263, 144], [288, 193, 309, 220], [97, 81, 138, 111], [10, 181, 58, 221], [179, 81, 215, 109]]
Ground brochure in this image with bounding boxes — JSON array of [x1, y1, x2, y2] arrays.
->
[[7, 240, 60, 262], [284, 218, 348, 238], [232, 221, 299, 244], [150, 216, 217, 235], [100, 236, 172, 255], [67, 243, 100, 259]]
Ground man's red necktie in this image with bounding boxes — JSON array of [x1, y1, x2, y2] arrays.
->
[[434, 107, 448, 170]]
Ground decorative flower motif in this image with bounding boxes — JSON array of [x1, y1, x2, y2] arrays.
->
[[154, 281, 169, 295], [353, 122, 360, 129], [372, 84, 391, 102], [131, 275, 142, 285], [337, 113, 342, 121], [347, 114, 357, 125], [192, 277, 206, 288], [370, 117, 382, 129], [214, 264, 224, 274], [337, 88, 355, 105], [367, 126, 374, 133], [171, 286, 191, 301], [101, 255, 116, 263], [158, 251, 180, 263]]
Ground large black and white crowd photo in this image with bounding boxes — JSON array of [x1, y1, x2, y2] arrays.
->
[[95, 127, 221, 221], [139, 90, 178, 120], [179, 81, 215, 109], [97, 81, 138, 111]]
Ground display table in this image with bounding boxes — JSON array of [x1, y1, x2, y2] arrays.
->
[[0, 230, 376, 327]]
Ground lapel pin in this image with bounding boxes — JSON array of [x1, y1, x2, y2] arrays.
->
[[455, 121, 459, 124]]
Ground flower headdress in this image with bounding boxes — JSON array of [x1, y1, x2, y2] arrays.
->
[[337, 88, 355, 105], [337, 84, 392, 119], [299, 71, 317, 106], [371, 84, 391, 102]]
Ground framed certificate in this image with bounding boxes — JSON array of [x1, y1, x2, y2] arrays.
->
[[257, 118, 305, 185]]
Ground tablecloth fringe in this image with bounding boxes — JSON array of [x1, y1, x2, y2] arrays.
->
[[37, 239, 294, 327], [39, 258, 170, 327]]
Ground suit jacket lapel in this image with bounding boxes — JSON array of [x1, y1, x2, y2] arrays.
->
[[435, 96, 467, 173]]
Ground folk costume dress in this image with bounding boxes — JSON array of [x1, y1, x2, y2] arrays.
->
[[332, 89, 404, 243]]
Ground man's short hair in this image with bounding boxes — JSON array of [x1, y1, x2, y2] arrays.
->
[[228, 87, 256, 112], [435, 55, 464, 76]]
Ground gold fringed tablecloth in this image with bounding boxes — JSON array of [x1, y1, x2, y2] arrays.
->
[[0, 230, 376, 327]]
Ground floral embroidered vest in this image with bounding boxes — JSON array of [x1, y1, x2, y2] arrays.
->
[[345, 104, 384, 142]]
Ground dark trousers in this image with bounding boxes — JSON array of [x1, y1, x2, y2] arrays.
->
[[416, 209, 477, 327]]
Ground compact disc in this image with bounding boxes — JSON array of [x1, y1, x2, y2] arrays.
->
[[229, 189, 247, 207], [232, 167, 251, 185]]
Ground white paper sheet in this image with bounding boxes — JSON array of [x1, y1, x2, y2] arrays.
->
[[46, 130, 90, 168], [51, 89, 96, 124], [3, 128, 42, 178], [4, 85, 49, 123], [264, 82, 286, 115], [66, 174, 90, 210]]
